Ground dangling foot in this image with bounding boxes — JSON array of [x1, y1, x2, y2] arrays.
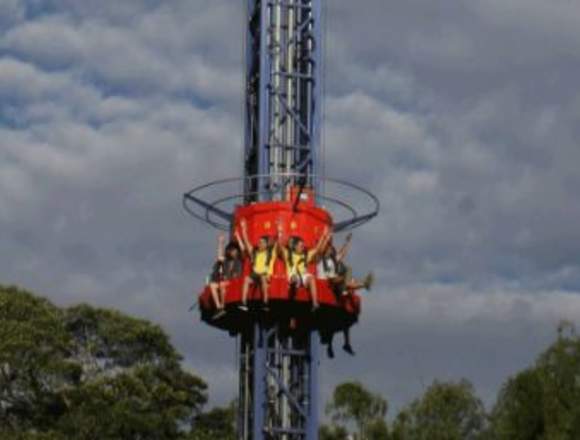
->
[[343, 343, 356, 356], [238, 304, 249, 311], [363, 272, 375, 291], [261, 302, 270, 312], [212, 309, 226, 320], [327, 344, 335, 359], [312, 303, 320, 312]]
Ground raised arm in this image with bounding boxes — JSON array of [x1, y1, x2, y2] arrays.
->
[[234, 229, 246, 255], [275, 221, 286, 257], [320, 229, 332, 253], [240, 219, 254, 256], [271, 237, 279, 258], [309, 226, 330, 262], [216, 233, 226, 261], [337, 232, 352, 262]]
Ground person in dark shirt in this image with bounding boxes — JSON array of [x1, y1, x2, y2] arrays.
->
[[209, 233, 243, 320]]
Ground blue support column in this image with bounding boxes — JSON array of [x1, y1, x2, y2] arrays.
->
[[240, 1, 323, 439], [252, 324, 266, 440], [244, 0, 322, 200], [240, 321, 320, 440], [244, 0, 255, 200], [311, 0, 323, 193], [307, 332, 320, 439], [257, 0, 271, 199]]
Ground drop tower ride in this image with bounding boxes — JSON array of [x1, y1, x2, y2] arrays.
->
[[183, 2, 379, 439]]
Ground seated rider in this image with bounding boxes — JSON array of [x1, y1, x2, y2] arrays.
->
[[239, 219, 277, 311], [278, 224, 329, 311], [208, 233, 243, 320], [317, 232, 374, 357], [317, 232, 373, 299]]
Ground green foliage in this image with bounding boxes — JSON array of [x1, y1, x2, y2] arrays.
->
[[0, 432, 67, 440], [366, 418, 390, 440], [0, 285, 73, 432], [326, 381, 389, 439], [490, 368, 545, 439], [490, 325, 580, 439], [538, 331, 580, 438], [7, 284, 580, 440], [187, 402, 236, 440], [391, 379, 487, 440], [0, 284, 208, 439], [320, 424, 349, 440]]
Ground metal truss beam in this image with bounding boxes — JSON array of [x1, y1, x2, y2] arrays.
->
[[244, 0, 323, 201], [239, 323, 319, 440]]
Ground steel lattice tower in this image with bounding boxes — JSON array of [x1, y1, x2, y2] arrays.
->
[[240, 2, 322, 438], [243, 0, 322, 201], [183, 2, 379, 440]]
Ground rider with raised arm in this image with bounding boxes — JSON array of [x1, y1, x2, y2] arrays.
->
[[317, 232, 374, 357], [239, 219, 277, 311], [318, 232, 373, 298], [279, 224, 330, 311]]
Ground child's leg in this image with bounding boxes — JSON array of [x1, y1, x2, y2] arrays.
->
[[346, 279, 365, 291], [242, 276, 253, 305], [210, 282, 222, 309], [346, 271, 374, 293], [307, 275, 319, 309], [260, 276, 269, 304], [327, 332, 335, 358], [219, 281, 229, 306], [342, 328, 355, 355]]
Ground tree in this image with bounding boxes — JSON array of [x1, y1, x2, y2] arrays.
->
[[188, 402, 236, 440], [489, 324, 580, 439], [320, 424, 349, 440], [391, 379, 487, 440], [537, 327, 580, 438], [0, 285, 73, 432], [489, 368, 545, 439], [326, 381, 389, 440], [366, 419, 390, 440], [0, 284, 208, 439]]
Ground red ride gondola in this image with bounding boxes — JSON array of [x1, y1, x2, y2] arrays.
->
[[196, 186, 363, 337]]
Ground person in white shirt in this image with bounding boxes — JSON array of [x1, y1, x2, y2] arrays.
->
[[316, 232, 374, 357]]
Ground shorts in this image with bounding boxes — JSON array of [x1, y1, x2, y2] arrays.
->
[[209, 273, 223, 284], [289, 272, 314, 288], [249, 271, 268, 283]]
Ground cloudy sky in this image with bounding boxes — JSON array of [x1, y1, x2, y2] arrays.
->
[[2, 0, 580, 416]]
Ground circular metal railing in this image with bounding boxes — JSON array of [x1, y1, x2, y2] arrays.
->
[[183, 173, 379, 232]]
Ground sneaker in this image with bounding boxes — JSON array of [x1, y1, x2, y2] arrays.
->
[[261, 303, 270, 312], [211, 309, 226, 320], [312, 303, 320, 312], [343, 344, 355, 356], [238, 304, 249, 312], [363, 272, 375, 291]]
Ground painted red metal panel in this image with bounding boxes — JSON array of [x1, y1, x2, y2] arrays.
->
[[196, 195, 361, 331]]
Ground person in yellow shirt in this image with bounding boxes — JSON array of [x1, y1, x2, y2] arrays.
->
[[279, 224, 330, 311], [239, 219, 277, 311]]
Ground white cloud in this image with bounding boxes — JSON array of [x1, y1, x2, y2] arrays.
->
[[0, 0, 24, 27], [2, 0, 580, 411]]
